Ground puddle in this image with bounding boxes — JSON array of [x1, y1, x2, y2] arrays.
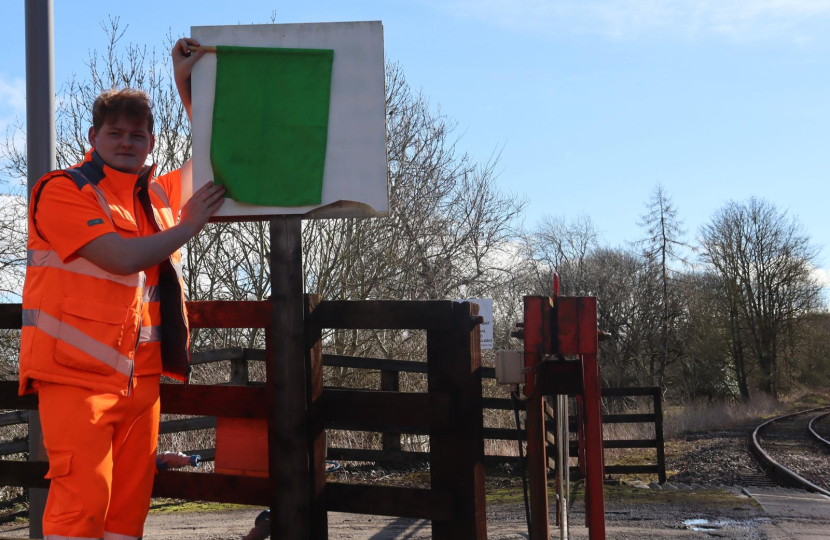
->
[[683, 518, 745, 532], [684, 519, 725, 531], [683, 518, 767, 532]]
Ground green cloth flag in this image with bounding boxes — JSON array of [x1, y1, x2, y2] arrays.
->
[[210, 45, 334, 206]]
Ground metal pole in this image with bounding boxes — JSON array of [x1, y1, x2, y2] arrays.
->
[[558, 394, 569, 539], [25, 0, 56, 195], [25, 1, 55, 537]]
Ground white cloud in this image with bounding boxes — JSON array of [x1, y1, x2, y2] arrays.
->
[[811, 265, 830, 289], [0, 76, 25, 114], [440, 0, 830, 42], [0, 74, 26, 191], [0, 75, 26, 160]]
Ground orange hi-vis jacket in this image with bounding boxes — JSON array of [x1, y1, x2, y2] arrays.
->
[[19, 150, 190, 396]]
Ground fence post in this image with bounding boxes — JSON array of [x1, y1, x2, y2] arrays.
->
[[380, 370, 401, 453], [428, 301, 487, 540], [653, 388, 666, 484], [230, 354, 249, 385], [27, 411, 47, 539], [305, 294, 327, 540], [267, 216, 309, 540]]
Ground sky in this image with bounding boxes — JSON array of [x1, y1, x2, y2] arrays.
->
[[1, 0, 829, 272]]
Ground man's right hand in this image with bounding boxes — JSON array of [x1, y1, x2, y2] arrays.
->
[[180, 182, 226, 234]]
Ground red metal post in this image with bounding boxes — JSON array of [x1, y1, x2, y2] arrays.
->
[[523, 297, 550, 540], [522, 291, 606, 540], [578, 297, 606, 540]]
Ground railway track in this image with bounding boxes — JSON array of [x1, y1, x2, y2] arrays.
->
[[750, 407, 830, 496], [808, 410, 830, 447]]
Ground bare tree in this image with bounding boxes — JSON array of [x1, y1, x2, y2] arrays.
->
[[525, 214, 599, 296], [638, 183, 686, 388], [584, 247, 656, 388], [700, 198, 822, 398], [672, 270, 740, 400]]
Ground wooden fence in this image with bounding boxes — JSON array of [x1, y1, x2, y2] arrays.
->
[[0, 305, 665, 486], [181, 348, 666, 483], [0, 298, 488, 540], [0, 345, 666, 483]]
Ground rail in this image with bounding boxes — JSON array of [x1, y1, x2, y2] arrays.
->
[[807, 410, 830, 449], [749, 407, 830, 497]]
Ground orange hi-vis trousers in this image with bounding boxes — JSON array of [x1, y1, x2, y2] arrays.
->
[[36, 375, 161, 540]]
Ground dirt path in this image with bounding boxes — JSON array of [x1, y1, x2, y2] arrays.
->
[[5, 486, 828, 539]]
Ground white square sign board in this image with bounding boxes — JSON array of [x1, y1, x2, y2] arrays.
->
[[455, 299, 494, 350], [187, 21, 389, 219]]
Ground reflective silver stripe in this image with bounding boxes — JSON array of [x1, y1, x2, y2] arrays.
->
[[22, 309, 133, 377], [149, 182, 171, 208], [45, 535, 104, 540], [89, 183, 114, 220], [139, 325, 161, 343], [21, 308, 37, 327], [171, 259, 183, 280], [104, 532, 141, 540], [28, 249, 143, 288], [143, 285, 160, 302]]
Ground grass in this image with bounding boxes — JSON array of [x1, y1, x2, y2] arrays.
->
[[783, 390, 830, 410], [486, 479, 756, 508], [664, 394, 783, 437], [0, 495, 28, 524], [599, 484, 759, 508], [662, 389, 830, 439], [148, 498, 256, 515]]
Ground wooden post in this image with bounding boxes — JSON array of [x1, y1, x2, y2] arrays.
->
[[428, 301, 487, 540], [654, 388, 666, 484], [306, 294, 328, 540], [28, 411, 47, 539], [267, 216, 309, 540], [230, 356, 249, 385], [380, 370, 401, 453]]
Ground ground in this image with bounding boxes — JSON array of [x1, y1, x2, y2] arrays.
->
[[0, 483, 828, 539], [665, 424, 772, 487]]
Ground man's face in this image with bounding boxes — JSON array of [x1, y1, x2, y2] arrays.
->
[[88, 115, 155, 174]]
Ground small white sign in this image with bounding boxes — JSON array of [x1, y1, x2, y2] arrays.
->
[[455, 298, 493, 350]]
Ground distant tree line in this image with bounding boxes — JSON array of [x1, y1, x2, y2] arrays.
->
[[0, 20, 826, 403], [521, 189, 826, 401]]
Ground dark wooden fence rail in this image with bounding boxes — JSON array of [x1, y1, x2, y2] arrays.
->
[[190, 348, 665, 480], [0, 305, 664, 483]]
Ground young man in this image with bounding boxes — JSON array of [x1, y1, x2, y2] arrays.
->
[[18, 38, 220, 540]]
